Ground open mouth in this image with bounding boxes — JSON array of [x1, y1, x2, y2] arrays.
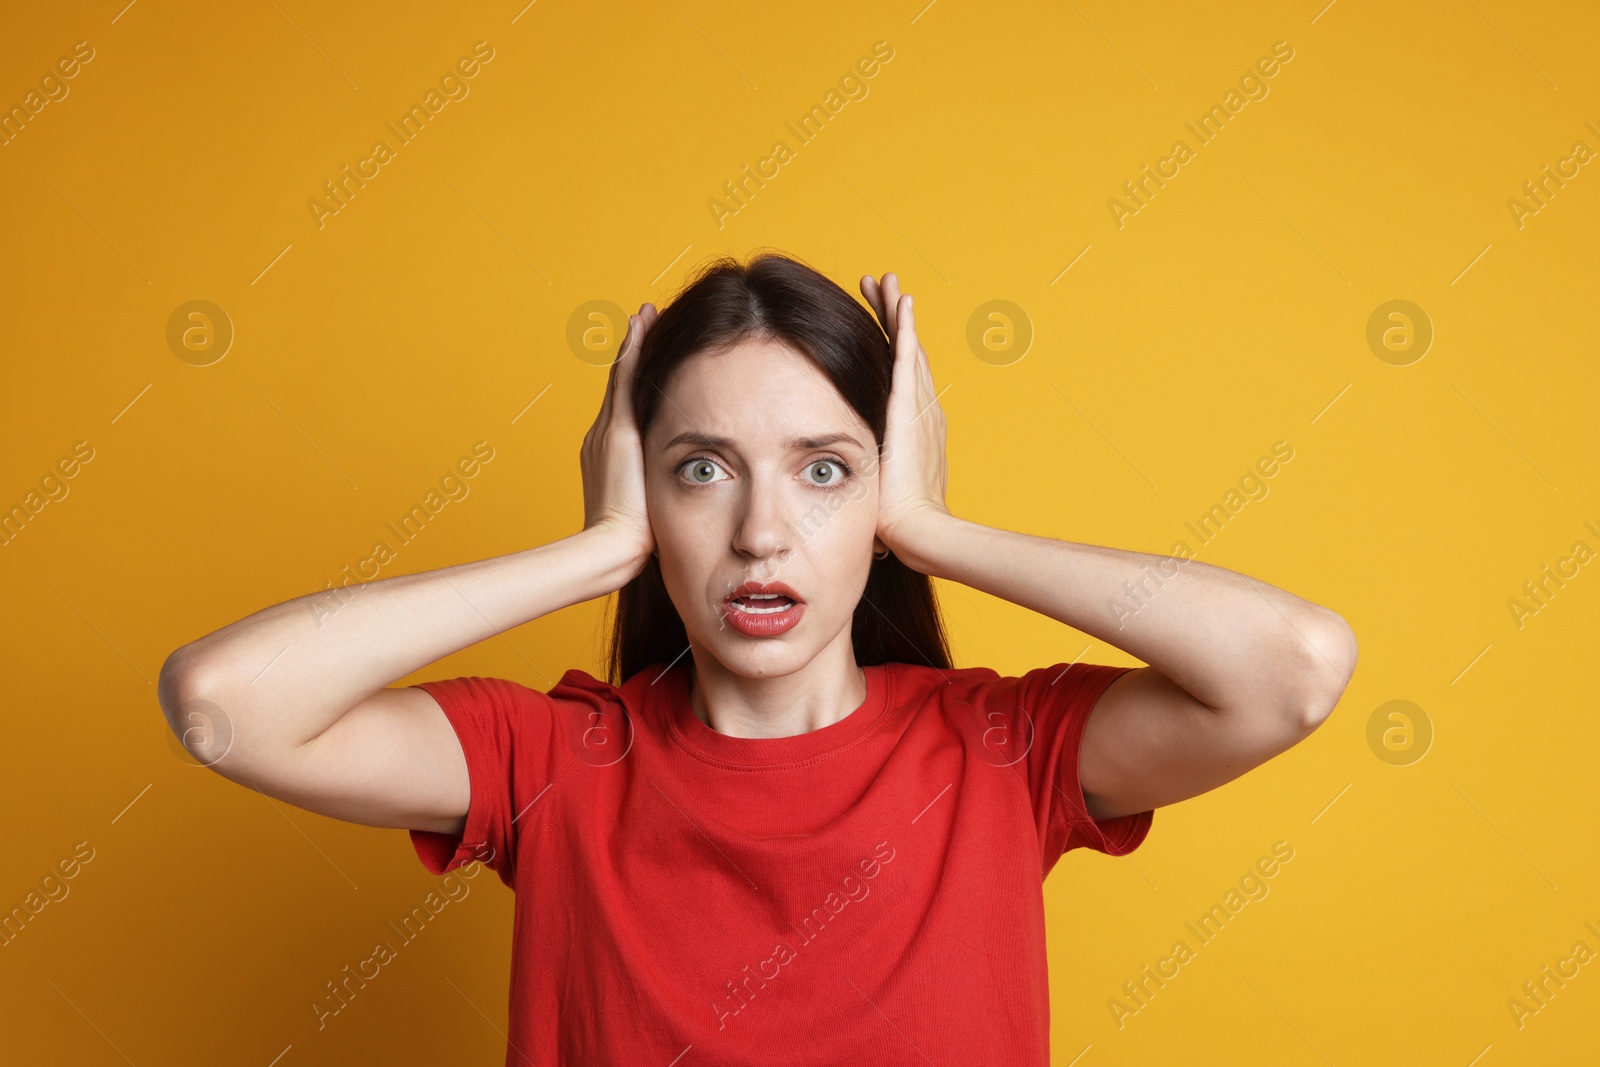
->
[[722, 581, 805, 636], [728, 593, 797, 615]]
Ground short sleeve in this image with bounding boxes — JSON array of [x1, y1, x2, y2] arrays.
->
[[406, 675, 563, 888], [984, 662, 1153, 872]]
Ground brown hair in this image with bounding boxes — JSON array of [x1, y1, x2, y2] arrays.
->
[[604, 251, 952, 684]]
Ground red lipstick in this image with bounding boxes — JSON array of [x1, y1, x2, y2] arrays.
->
[[721, 580, 805, 638]]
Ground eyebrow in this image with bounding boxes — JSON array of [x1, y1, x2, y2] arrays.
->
[[661, 431, 868, 453]]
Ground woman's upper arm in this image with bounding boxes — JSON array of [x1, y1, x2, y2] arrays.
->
[[1077, 665, 1317, 821], [178, 683, 473, 835], [294, 686, 471, 833]]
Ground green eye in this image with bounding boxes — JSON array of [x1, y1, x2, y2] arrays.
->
[[689, 460, 719, 483], [809, 461, 840, 485]]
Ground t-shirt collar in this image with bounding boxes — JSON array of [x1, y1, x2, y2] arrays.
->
[[652, 659, 890, 769]]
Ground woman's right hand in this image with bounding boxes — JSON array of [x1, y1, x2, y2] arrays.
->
[[580, 303, 658, 570]]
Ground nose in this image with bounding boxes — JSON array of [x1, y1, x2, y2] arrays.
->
[[730, 471, 791, 566]]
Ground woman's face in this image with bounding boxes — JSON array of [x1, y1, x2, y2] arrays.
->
[[643, 336, 883, 678]]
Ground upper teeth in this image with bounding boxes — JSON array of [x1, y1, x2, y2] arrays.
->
[[734, 593, 792, 615]]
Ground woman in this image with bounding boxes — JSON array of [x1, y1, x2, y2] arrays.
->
[[158, 253, 1357, 1065]]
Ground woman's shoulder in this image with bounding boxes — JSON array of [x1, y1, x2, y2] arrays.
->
[[876, 658, 1003, 688], [877, 658, 1130, 712], [873, 659, 1009, 713]]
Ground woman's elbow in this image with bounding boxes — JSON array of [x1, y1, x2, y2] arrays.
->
[[1294, 610, 1358, 733], [157, 646, 235, 768]]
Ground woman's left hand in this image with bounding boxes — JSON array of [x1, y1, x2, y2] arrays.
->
[[860, 272, 953, 561]]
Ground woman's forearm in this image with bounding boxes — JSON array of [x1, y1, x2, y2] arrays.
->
[[894, 512, 1354, 717], [162, 525, 645, 751]]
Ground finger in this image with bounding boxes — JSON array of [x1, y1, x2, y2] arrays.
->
[[860, 274, 879, 314], [901, 294, 934, 393], [596, 314, 630, 427], [614, 306, 650, 422], [892, 293, 919, 381], [881, 274, 902, 342], [898, 295, 937, 404], [621, 304, 652, 362], [603, 304, 647, 411], [860, 274, 890, 334]]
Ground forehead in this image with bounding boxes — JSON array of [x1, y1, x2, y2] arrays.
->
[[649, 336, 870, 448]]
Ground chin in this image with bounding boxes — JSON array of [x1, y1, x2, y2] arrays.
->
[[697, 624, 824, 679]]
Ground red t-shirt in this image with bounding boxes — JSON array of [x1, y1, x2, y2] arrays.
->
[[408, 658, 1153, 1066]]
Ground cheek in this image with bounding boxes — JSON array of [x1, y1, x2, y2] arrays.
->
[[647, 476, 714, 544], [795, 493, 878, 588], [646, 484, 711, 582], [808, 483, 877, 545]]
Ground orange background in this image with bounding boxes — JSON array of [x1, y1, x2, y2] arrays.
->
[[2, 1, 1597, 1063]]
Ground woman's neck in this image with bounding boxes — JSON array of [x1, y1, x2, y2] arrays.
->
[[686, 645, 868, 740]]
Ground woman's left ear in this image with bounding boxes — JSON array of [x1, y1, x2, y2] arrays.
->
[[872, 536, 889, 559]]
